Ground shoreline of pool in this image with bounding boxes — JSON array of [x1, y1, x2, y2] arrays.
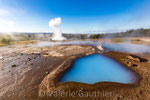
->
[[39, 49, 142, 99]]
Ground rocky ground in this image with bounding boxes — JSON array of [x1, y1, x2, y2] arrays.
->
[[0, 44, 150, 100], [0, 45, 95, 100]]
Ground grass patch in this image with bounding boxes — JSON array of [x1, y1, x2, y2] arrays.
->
[[131, 38, 142, 42], [0, 43, 7, 47], [111, 38, 123, 43], [0, 40, 37, 47], [0, 34, 38, 47], [11, 40, 37, 45]]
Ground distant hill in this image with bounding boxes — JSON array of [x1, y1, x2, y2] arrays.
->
[[0, 28, 150, 41], [64, 28, 150, 39], [102, 28, 150, 38]]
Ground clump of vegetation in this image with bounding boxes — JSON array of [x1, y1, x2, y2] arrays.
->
[[111, 38, 123, 43], [0, 38, 12, 45], [80, 34, 88, 39], [11, 40, 37, 45], [89, 34, 102, 39], [132, 38, 142, 41], [104, 28, 150, 38], [0, 33, 37, 47]]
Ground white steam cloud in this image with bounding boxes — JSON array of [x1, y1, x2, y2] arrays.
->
[[49, 17, 66, 41]]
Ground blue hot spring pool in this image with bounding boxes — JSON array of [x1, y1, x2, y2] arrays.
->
[[59, 54, 137, 84]]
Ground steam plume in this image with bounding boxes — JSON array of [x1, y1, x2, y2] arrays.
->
[[49, 17, 66, 41]]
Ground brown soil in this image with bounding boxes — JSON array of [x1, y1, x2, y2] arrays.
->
[[0, 44, 150, 100]]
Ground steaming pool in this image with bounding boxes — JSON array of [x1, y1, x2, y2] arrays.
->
[[59, 54, 137, 84], [31, 41, 150, 53]]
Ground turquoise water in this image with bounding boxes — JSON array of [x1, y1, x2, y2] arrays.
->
[[59, 54, 136, 84]]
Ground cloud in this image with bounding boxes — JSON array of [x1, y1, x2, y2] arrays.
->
[[0, 9, 9, 16], [0, 8, 16, 32], [0, 2, 28, 32]]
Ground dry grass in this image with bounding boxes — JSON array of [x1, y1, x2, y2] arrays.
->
[[0, 40, 37, 47], [110, 38, 123, 43], [0, 34, 37, 47], [131, 38, 142, 42], [0, 43, 7, 47], [10, 40, 37, 45]]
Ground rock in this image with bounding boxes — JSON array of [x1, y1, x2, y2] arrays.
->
[[125, 61, 132, 66], [130, 55, 148, 62], [127, 56, 133, 59], [0, 56, 3, 60], [42, 53, 50, 57], [20, 53, 23, 55], [126, 61, 129, 64], [127, 56, 140, 62], [132, 64, 137, 67], [33, 56, 36, 59], [45, 71, 49, 75], [128, 55, 148, 62], [11, 64, 17, 67], [139, 58, 148, 62], [27, 58, 32, 61], [34, 53, 41, 55], [97, 45, 103, 51], [116, 96, 120, 100], [43, 53, 49, 55], [140, 90, 143, 94], [24, 62, 27, 65]]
